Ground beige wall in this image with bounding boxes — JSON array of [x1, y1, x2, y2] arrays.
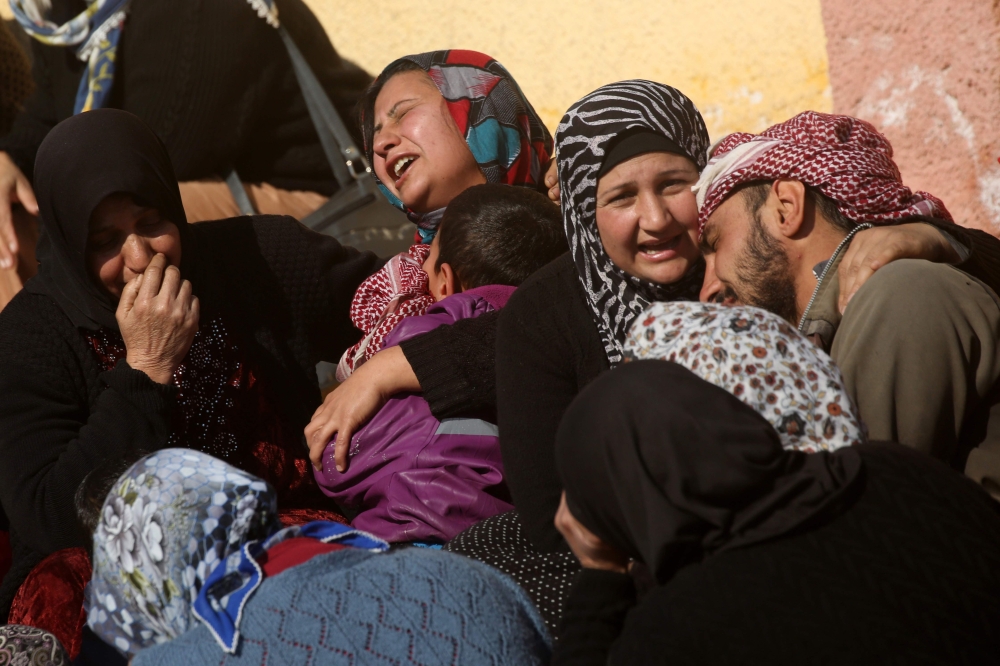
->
[[304, 0, 833, 138], [9, 0, 997, 233], [1, 0, 834, 138]]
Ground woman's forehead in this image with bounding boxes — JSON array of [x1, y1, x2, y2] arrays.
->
[[597, 151, 698, 188], [374, 70, 440, 118]]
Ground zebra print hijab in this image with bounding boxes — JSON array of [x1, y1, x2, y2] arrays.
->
[[556, 80, 711, 365]]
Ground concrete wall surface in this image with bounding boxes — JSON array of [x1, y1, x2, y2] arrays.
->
[[822, 0, 1000, 233]]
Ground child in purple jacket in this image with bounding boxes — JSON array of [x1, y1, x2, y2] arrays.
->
[[314, 184, 567, 543]]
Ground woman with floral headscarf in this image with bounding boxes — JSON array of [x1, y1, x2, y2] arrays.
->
[[306, 50, 552, 466], [329, 49, 552, 386], [83, 449, 550, 664]]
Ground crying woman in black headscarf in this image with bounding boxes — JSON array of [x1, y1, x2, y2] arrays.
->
[[0, 109, 382, 620], [549, 360, 1000, 666]]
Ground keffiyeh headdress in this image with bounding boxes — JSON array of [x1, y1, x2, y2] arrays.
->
[[11, 0, 279, 114], [625, 301, 865, 452], [363, 50, 552, 241], [693, 111, 953, 235], [557, 80, 711, 365], [86, 449, 387, 658]]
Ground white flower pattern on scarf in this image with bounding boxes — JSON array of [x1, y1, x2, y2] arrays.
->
[[624, 302, 865, 452], [86, 449, 280, 659]]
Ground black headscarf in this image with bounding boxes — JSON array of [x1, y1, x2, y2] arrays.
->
[[25, 109, 189, 331], [556, 80, 712, 365], [555, 360, 863, 584]]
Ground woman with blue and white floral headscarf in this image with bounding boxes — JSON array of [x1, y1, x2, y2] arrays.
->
[[86, 449, 551, 665]]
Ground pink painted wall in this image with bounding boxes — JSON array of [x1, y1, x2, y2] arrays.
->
[[821, 0, 1000, 234]]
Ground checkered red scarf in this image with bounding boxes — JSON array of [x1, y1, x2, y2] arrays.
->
[[694, 111, 952, 236]]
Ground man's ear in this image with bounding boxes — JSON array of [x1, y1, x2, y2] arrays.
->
[[437, 262, 459, 298], [769, 179, 808, 239]]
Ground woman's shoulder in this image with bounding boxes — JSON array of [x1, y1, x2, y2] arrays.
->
[[0, 289, 76, 345], [506, 253, 583, 311], [0, 290, 88, 378], [499, 253, 608, 376]]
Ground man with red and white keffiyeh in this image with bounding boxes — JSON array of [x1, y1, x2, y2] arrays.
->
[[695, 111, 1000, 500]]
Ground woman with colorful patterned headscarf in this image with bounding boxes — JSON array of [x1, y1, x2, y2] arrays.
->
[[84, 449, 550, 665], [333, 50, 553, 380]]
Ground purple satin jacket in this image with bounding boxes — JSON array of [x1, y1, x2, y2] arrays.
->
[[314, 285, 516, 543]]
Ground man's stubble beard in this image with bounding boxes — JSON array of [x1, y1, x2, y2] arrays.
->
[[732, 211, 800, 324]]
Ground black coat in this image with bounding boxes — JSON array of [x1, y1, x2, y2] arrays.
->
[[0, 215, 382, 619], [0, 0, 371, 195], [553, 443, 1000, 665]]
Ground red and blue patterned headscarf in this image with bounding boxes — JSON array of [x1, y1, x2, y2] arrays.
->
[[363, 50, 552, 222]]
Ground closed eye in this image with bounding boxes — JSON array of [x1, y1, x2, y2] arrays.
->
[[89, 232, 120, 252], [699, 231, 717, 254]]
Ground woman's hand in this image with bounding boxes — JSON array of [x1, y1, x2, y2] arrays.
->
[[544, 157, 559, 203], [306, 345, 420, 472], [555, 492, 629, 573], [838, 223, 961, 313], [0, 152, 38, 270], [117, 254, 200, 384]]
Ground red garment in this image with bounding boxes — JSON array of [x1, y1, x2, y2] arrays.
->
[[83, 316, 331, 511], [695, 111, 953, 236], [279, 507, 348, 526], [258, 537, 346, 577], [8, 547, 91, 660], [9, 511, 348, 660], [336, 244, 435, 380]]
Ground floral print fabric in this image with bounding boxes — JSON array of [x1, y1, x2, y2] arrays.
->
[[85, 449, 280, 658], [624, 302, 865, 452]]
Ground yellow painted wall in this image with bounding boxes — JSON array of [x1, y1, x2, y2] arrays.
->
[[304, 0, 833, 139], [2, 0, 834, 140]]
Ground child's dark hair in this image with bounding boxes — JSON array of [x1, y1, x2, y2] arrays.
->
[[436, 184, 567, 289]]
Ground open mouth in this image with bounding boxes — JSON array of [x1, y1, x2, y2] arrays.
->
[[638, 235, 682, 258], [390, 155, 417, 183]]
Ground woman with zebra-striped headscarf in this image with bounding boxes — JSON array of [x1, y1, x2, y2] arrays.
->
[[458, 79, 984, 635], [495, 79, 711, 536], [444, 80, 715, 632]]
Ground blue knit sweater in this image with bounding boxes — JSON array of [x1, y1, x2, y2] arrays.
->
[[134, 547, 551, 665]]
